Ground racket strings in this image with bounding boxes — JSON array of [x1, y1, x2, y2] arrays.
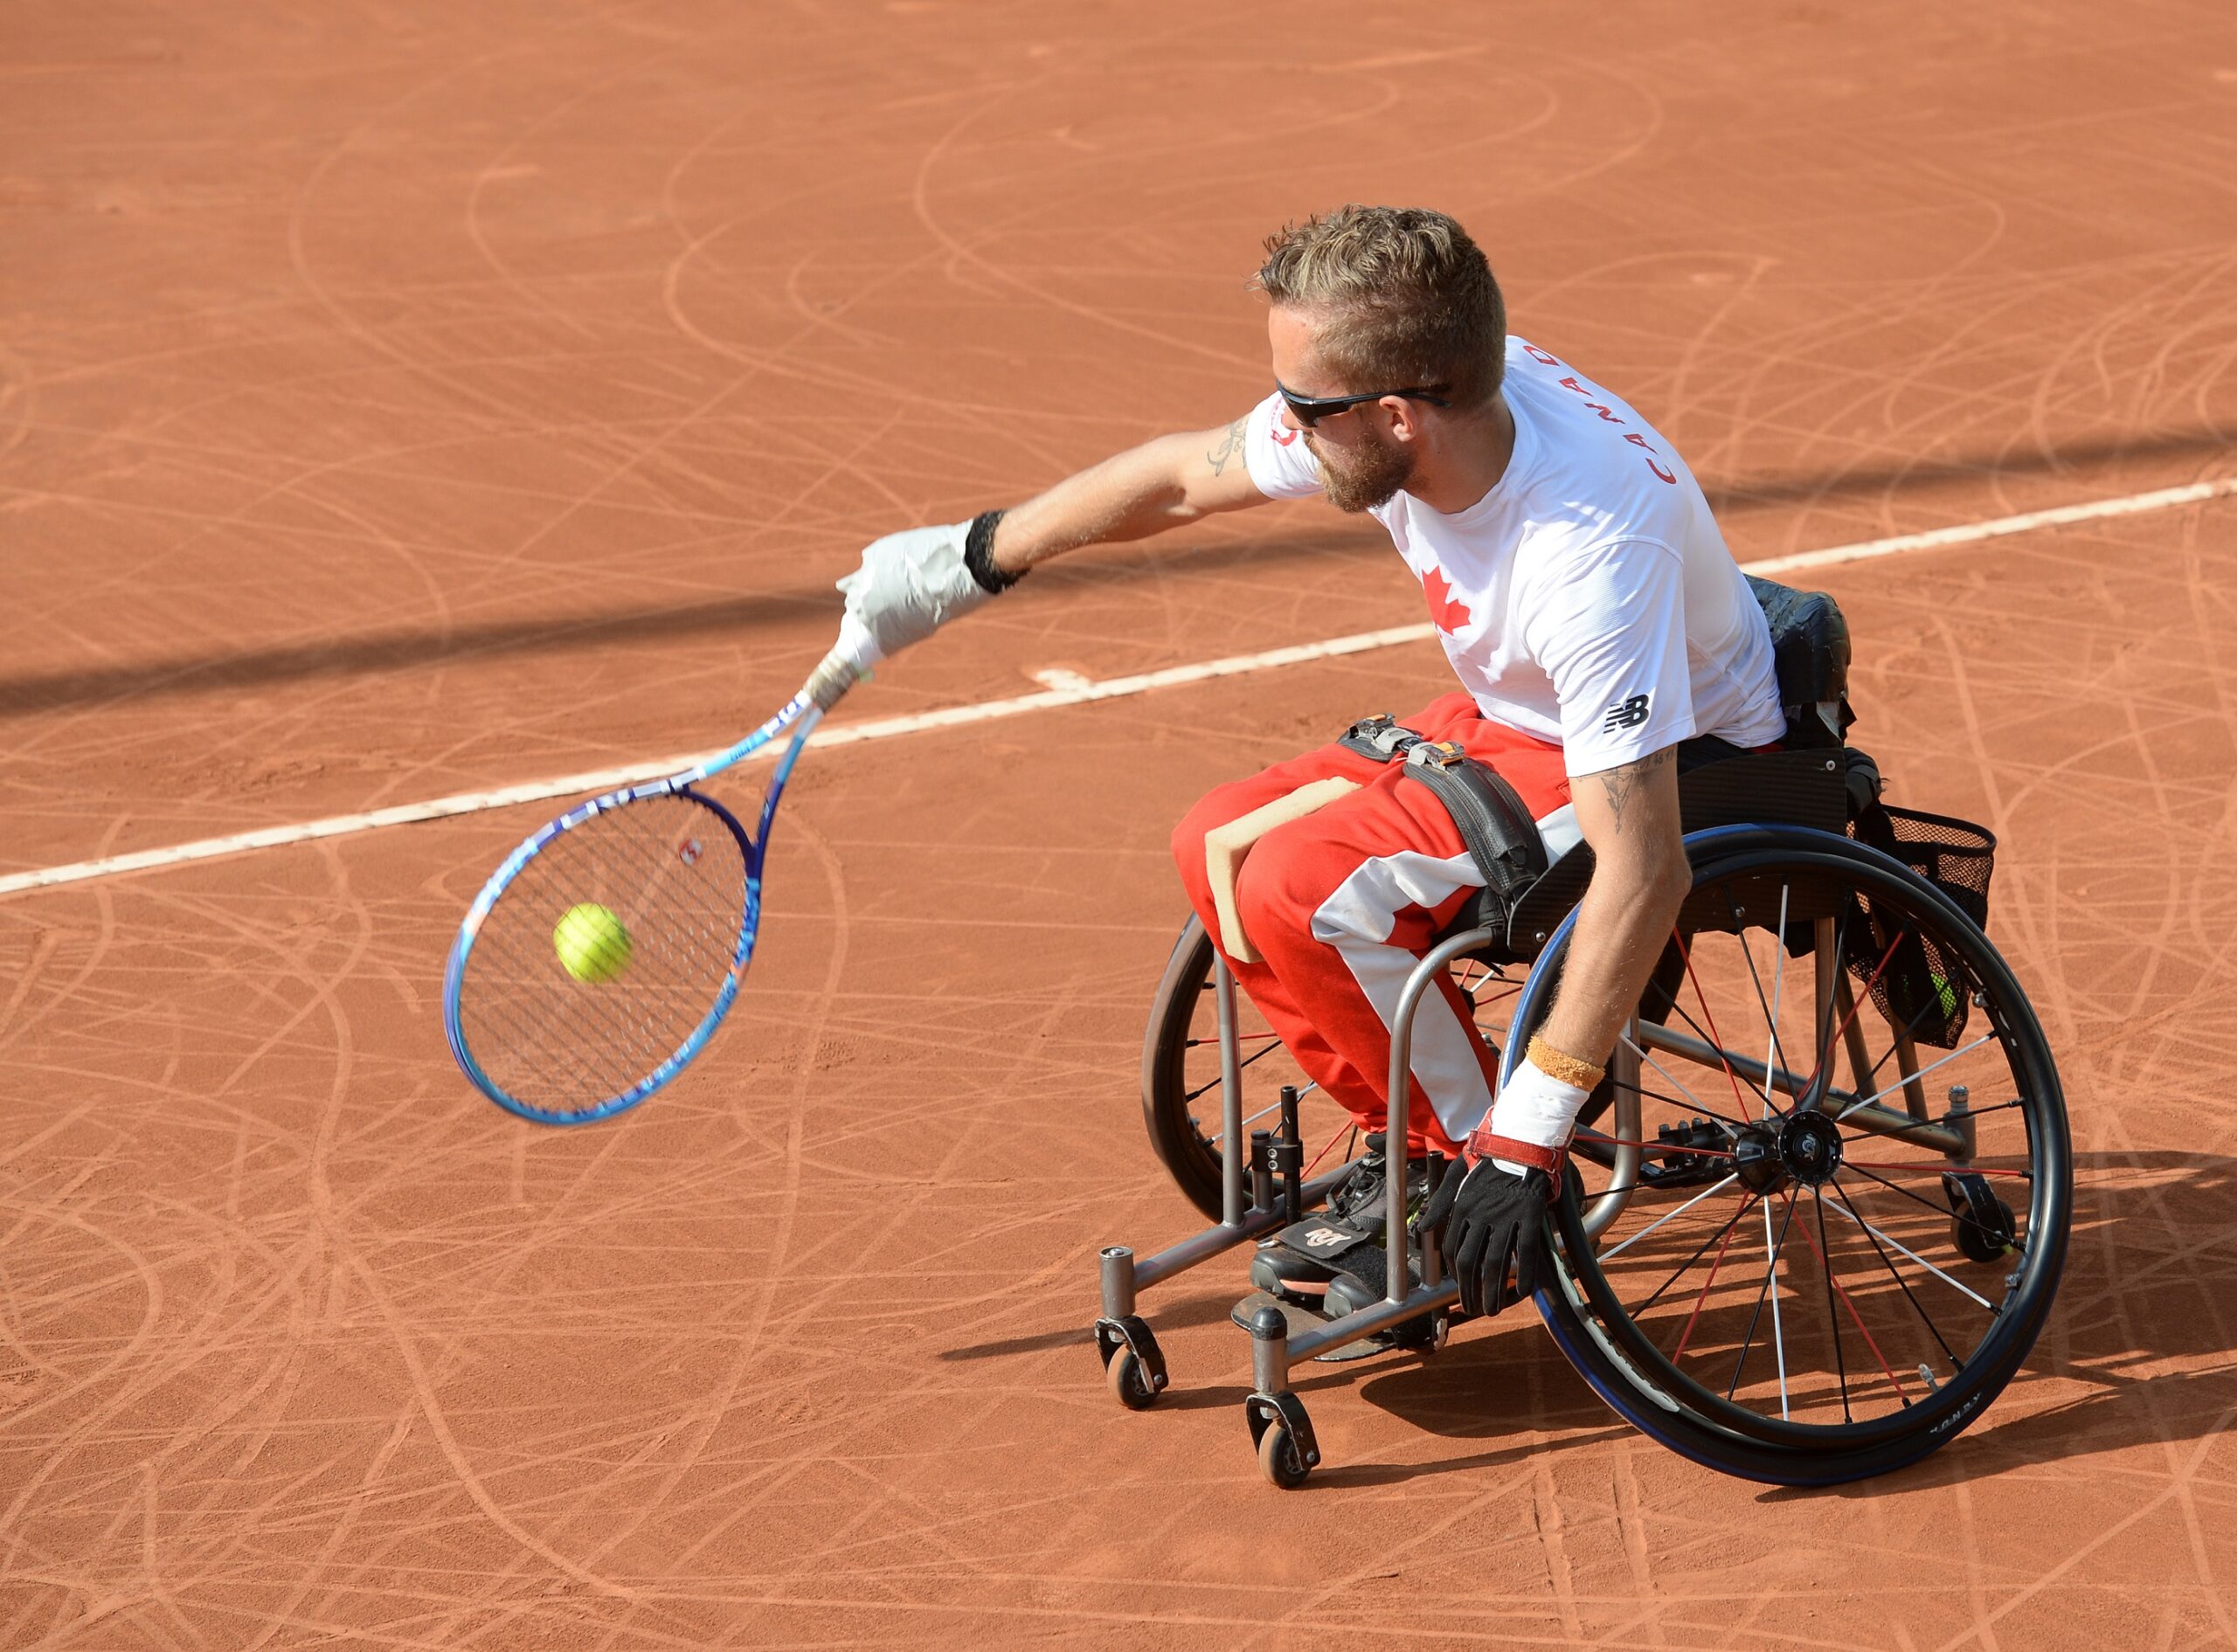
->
[[476, 805, 739, 1063], [469, 832, 736, 1102], [456, 791, 753, 1116]]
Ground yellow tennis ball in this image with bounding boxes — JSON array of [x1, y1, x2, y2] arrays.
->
[[554, 902, 633, 984]]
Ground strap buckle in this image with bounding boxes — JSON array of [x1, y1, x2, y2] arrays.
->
[[1340, 714, 1423, 764], [1403, 738, 1468, 775]]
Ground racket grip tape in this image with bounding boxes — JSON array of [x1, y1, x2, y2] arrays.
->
[[804, 617, 879, 711]]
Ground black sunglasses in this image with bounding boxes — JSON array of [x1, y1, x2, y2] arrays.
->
[[1276, 379, 1452, 428]]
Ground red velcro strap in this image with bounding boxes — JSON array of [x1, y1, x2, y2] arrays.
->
[[1462, 1123, 1567, 1199]]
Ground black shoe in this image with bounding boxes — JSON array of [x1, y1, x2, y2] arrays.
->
[[1248, 1135, 1430, 1303], [1326, 1248, 1398, 1315]]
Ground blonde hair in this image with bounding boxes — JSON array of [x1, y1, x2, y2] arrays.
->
[[1254, 205, 1506, 411]]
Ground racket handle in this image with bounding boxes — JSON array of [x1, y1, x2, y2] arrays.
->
[[804, 616, 879, 711]]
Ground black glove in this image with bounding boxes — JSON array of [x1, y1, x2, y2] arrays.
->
[[1420, 1155, 1554, 1317]]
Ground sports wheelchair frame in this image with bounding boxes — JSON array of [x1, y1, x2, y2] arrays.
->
[[1093, 582, 2070, 1488]]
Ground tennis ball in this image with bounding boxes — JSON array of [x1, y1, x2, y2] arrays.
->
[[554, 902, 633, 984], [1931, 971, 1959, 1019]]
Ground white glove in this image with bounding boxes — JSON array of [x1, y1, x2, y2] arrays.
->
[[835, 520, 995, 665]]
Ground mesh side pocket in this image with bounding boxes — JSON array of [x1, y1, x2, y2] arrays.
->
[[1846, 805, 1998, 1048]]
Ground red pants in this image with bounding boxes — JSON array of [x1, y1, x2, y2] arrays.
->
[[1170, 694, 1576, 1155]]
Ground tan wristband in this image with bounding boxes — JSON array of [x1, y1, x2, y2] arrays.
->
[[1526, 1033, 1605, 1093]]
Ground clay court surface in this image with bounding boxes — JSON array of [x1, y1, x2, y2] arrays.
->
[[5, 1, 2237, 1644]]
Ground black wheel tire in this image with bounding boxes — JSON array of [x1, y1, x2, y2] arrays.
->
[[1257, 1420, 1312, 1489], [1105, 1347, 1157, 1411], [1140, 917, 1227, 1221], [1525, 826, 2070, 1486]]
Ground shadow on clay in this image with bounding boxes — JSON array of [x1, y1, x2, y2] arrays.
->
[[941, 1145, 2235, 1490], [935, 1286, 1240, 1363], [0, 523, 1386, 719], [10, 419, 2227, 721], [1699, 425, 2234, 515]]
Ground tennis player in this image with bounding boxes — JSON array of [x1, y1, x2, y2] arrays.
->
[[830, 205, 1783, 1318]]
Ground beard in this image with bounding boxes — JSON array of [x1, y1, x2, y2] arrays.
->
[[1308, 425, 1416, 513]]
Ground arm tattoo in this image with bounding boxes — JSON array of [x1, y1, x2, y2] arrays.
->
[[1596, 747, 1672, 834], [1205, 417, 1247, 476]]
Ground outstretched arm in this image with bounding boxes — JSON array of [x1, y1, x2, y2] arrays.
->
[[987, 416, 1271, 577], [830, 414, 1277, 667]]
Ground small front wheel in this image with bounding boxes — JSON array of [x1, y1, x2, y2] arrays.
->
[[1105, 1347, 1157, 1411], [1945, 1172, 2018, 1263], [1257, 1419, 1312, 1489]]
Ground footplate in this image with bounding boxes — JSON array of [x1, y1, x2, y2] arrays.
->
[[1229, 1289, 1398, 1363]]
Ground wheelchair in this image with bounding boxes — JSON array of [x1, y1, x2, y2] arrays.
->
[[1094, 578, 2071, 1489]]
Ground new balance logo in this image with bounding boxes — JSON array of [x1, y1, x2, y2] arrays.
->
[[1603, 694, 1652, 731]]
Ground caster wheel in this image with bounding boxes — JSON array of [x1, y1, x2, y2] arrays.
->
[[1106, 1347, 1158, 1411], [1951, 1198, 2016, 1263], [1943, 1172, 2017, 1263], [1257, 1419, 1312, 1489]]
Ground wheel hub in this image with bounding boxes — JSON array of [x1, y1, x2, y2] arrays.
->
[[1732, 1111, 1845, 1193]]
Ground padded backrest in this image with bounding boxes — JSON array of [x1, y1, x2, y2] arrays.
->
[[1747, 575, 1849, 708]]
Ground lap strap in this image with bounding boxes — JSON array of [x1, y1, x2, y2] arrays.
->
[[1400, 740, 1548, 920]]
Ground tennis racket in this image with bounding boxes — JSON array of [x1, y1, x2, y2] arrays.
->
[[442, 639, 867, 1124]]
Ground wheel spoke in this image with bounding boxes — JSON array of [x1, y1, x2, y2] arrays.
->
[[1829, 1179, 1977, 1353], [1813, 1188, 1852, 1420], [1834, 1033, 2000, 1124], [1727, 1185, 1802, 1410], [1672, 929, 1776, 1116], [1671, 1207, 1747, 1362], [1844, 1095, 2027, 1147], [1862, 987, 1959, 1087], [1635, 1191, 1760, 1316], [1621, 1033, 1748, 1133], [1800, 923, 1905, 1112], [1801, 1185, 1915, 1412], [1622, 1076, 1755, 1132], [1839, 1162, 2022, 1252], [1726, 883, 1795, 1122], [1599, 1172, 1741, 1259], [1183, 1033, 1286, 1104]]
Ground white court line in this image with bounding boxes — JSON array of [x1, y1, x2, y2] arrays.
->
[[2, 475, 2231, 900]]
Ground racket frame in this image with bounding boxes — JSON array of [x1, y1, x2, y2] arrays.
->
[[443, 693, 825, 1124]]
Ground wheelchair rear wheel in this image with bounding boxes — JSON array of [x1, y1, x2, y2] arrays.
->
[[1521, 826, 2070, 1484], [1140, 915, 1524, 1220]]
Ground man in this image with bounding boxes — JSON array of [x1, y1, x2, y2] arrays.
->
[[829, 205, 1783, 1319]]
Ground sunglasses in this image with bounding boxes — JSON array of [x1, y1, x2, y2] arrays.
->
[[1276, 379, 1452, 428]]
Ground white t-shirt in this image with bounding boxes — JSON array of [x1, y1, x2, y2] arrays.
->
[[1244, 336, 1784, 777]]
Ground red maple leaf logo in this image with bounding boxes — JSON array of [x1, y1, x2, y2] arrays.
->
[[1422, 565, 1472, 634]]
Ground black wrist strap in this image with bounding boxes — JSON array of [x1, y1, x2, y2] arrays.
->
[[963, 509, 1021, 594]]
